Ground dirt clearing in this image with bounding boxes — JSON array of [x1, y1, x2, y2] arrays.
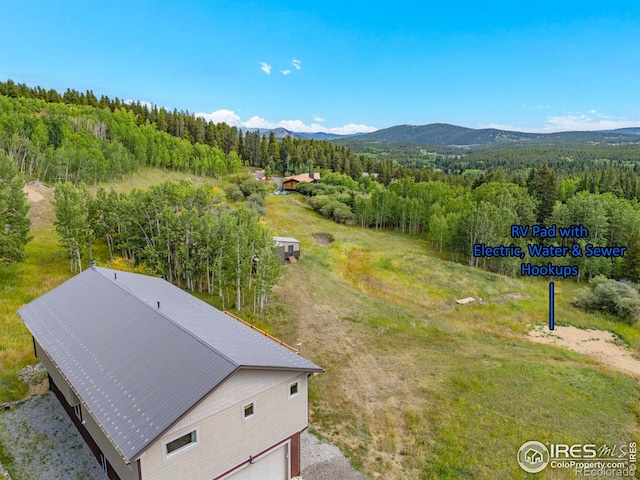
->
[[23, 181, 55, 227], [528, 325, 640, 378]]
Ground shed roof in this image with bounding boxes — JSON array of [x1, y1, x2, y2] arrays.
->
[[18, 266, 321, 463], [273, 236, 300, 245]]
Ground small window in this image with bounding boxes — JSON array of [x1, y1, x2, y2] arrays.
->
[[289, 382, 299, 397], [244, 403, 254, 418], [165, 431, 197, 455]]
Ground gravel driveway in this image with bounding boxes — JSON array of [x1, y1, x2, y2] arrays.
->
[[0, 393, 365, 480]]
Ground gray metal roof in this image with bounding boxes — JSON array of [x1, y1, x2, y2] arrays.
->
[[273, 236, 300, 244], [18, 266, 321, 463]]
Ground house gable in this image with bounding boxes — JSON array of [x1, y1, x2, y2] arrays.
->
[[139, 370, 309, 480]]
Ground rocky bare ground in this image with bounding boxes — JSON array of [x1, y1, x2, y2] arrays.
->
[[0, 393, 106, 480]]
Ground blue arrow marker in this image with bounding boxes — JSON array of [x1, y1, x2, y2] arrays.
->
[[549, 282, 555, 330]]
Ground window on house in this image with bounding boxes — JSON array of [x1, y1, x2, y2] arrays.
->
[[165, 431, 197, 455], [289, 382, 299, 397], [244, 403, 254, 418], [288, 245, 294, 255]]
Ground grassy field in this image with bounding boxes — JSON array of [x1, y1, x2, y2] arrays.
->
[[1, 170, 639, 479], [264, 194, 640, 479]]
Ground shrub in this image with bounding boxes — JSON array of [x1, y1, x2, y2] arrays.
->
[[227, 173, 253, 184], [331, 202, 355, 224], [334, 192, 353, 207], [308, 195, 332, 211], [224, 184, 244, 202], [238, 178, 266, 198], [574, 276, 640, 325], [247, 192, 266, 207], [319, 200, 342, 219], [321, 171, 359, 190]]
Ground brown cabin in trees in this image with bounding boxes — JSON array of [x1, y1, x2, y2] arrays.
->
[[282, 173, 320, 191]]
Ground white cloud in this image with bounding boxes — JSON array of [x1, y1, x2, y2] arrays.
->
[[195, 110, 376, 135], [543, 114, 639, 132], [326, 123, 378, 135], [483, 110, 640, 133], [291, 59, 302, 70], [313, 115, 325, 122], [281, 69, 291, 75], [259, 62, 272, 75], [195, 109, 242, 126], [243, 115, 275, 129]]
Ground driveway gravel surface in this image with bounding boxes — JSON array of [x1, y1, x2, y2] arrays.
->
[[0, 392, 365, 480]]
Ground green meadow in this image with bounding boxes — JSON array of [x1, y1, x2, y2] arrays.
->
[[265, 193, 640, 479], [0, 170, 638, 479]]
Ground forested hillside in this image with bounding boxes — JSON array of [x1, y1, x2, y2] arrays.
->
[[0, 80, 472, 186], [0, 80, 380, 182], [4, 78, 640, 296]]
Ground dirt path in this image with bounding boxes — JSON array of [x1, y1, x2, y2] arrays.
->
[[528, 325, 640, 378], [23, 181, 55, 228]]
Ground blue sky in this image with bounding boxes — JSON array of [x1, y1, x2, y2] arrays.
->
[[1, 1, 638, 134]]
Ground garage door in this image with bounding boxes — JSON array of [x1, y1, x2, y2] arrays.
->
[[225, 444, 288, 480]]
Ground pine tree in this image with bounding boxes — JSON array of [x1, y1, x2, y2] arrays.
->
[[526, 163, 557, 223], [0, 154, 31, 263], [620, 232, 640, 283]]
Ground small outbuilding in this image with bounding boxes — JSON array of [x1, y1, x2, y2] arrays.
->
[[18, 266, 322, 480], [253, 170, 267, 181], [274, 237, 301, 264]]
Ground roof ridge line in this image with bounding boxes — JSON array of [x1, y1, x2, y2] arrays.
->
[[91, 266, 239, 368]]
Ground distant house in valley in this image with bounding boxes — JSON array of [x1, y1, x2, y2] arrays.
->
[[274, 237, 301, 264], [253, 170, 268, 181], [18, 266, 322, 480], [282, 173, 320, 191]]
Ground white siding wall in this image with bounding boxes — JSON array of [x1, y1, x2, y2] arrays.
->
[[80, 402, 140, 480], [139, 370, 308, 480], [35, 340, 74, 405]]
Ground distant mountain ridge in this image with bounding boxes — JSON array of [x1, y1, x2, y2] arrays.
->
[[610, 127, 640, 135], [242, 123, 640, 146], [241, 126, 353, 141], [342, 123, 640, 147]]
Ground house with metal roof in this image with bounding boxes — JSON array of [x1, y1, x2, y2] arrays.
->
[[282, 173, 320, 191], [273, 237, 301, 264], [18, 266, 322, 480]]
